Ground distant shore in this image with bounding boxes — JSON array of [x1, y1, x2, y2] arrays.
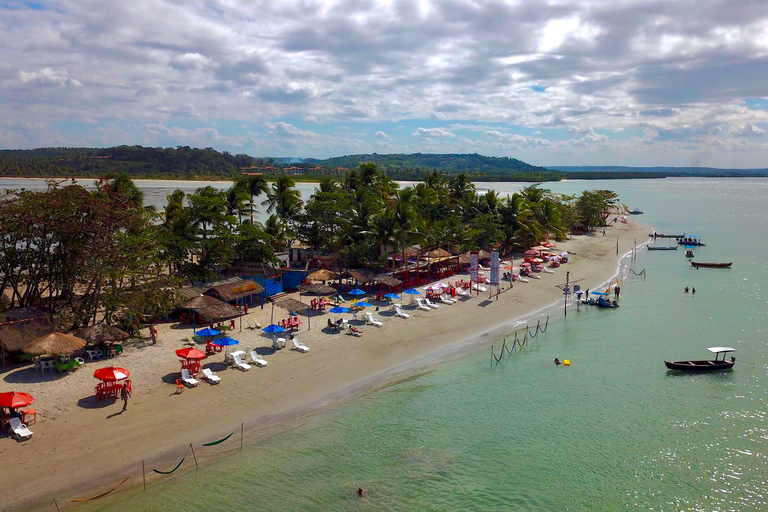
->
[[0, 219, 650, 510]]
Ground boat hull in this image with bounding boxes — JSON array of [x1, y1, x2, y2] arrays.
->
[[665, 360, 735, 371], [648, 246, 678, 250], [691, 262, 732, 268]]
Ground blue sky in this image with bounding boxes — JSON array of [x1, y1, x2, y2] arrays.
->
[[1, 0, 768, 167]]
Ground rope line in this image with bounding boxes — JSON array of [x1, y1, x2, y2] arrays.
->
[[202, 432, 234, 447], [491, 317, 548, 366], [68, 475, 131, 502], [153, 457, 186, 475], [630, 267, 646, 277]]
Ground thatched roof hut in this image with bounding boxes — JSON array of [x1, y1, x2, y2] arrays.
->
[[272, 297, 310, 314], [0, 317, 56, 353], [458, 250, 492, 264], [299, 283, 337, 295], [178, 295, 241, 321], [347, 268, 375, 284], [306, 269, 338, 282], [374, 275, 402, 287], [424, 248, 452, 258], [24, 332, 86, 356], [204, 280, 264, 302], [74, 324, 129, 345]]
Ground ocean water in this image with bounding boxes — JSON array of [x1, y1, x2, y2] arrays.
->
[[17, 178, 768, 510]]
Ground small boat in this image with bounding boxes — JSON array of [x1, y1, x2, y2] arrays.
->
[[649, 233, 685, 238], [665, 347, 735, 372], [677, 235, 706, 246], [691, 261, 732, 269], [629, 208, 643, 215], [648, 246, 678, 251], [685, 249, 695, 258]]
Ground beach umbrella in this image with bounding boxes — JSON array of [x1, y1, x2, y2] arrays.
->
[[348, 288, 365, 296], [524, 249, 540, 256], [0, 391, 34, 409], [306, 269, 338, 282], [262, 324, 286, 334], [531, 258, 544, 264], [352, 301, 372, 308], [23, 332, 86, 356], [520, 262, 531, 267], [93, 367, 130, 381], [329, 306, 350, 314], [213, 337, 239, 347], [195, 328, 220, 337], [403, 288, 420, 295], [175, 347, 206, 360], [74, 324, 129, 345], [384, 292, 400, 300]]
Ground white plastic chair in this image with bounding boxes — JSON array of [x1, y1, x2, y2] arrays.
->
[[9, 417, 33, 440], [439, 294, 456, 304], [181, 368, 199, 387], [250, 349, 268, 367], [424, 298, 440, 309], [201, 368, 221, 384], [414, 298, 431, 311], [394, 305, 410, 318], [455, 287, 469, 296], [364, 312, 383, 327], [292, 338, 310, 352], [230, 352, 252, 371]]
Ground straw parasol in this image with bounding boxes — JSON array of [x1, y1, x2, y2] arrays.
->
[[299, 283, 337, 295], [23, 332, 86, 356], [307, 269, 338, 282], [178, 295, 241, 321], [424, 247, 452, 258], [74, 324, 129, 345]]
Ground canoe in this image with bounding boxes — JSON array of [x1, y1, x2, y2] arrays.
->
[[648, 246, 678, 250], [664, 359, 735, 371], [691, 261, 732, 269]]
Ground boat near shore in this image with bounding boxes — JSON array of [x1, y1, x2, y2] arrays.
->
[[691, 261, 732, 269], [665, 347, 736, 372], [647, 246, 678, 250]]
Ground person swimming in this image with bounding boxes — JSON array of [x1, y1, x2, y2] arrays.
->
[[358, 488, 365, 496], [684, 287, 689, 292], [553, 358, 561, 365]]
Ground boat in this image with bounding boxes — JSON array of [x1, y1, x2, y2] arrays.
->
[[665, 347, 735, 372], [649, 233, 685, 238], [677, 235, 706, 246], [647, 246, 678, 250], [691, 261, 732, 269], [629, 208, 644, 215], [685, 249, 695, 258]]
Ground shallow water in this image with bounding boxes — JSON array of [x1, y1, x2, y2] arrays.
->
[[26, 177, 768, 510]]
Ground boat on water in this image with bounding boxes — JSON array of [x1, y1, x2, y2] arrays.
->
[[648, 246, 678, 251], [691, 261, 732, 269], [677, 235, 706, 246], [629, 208, 643, 215], [649, 233, 685, 238], [665, 347, 735, 372], [685, 249, 695, 258]]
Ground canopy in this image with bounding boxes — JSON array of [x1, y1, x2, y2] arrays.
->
[[403, 288, 421, 295], [707, 346, 736, 353], [93, 367, 130, 381], [195, 328, 220, 337], [74, 324, 129, 345], [213, 337, 239, 346], [384, 293, 400, 299], [175, 347, 206, 360], [306, 269, 338, 282], [0, 391, 35, 409], [262, 324, 285, 334], [352, 301, 372, 308], [520, 262, 531, 267], [23, 332, 86, 356], [348, 288, 366, 296], [329, 306, 350, 314]]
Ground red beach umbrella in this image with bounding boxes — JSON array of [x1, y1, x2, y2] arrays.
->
[[520, 262, 532, 267], [175, 347, 206, 360], [93, 367, 130, 381], [524, 249, 539, 256], [0, 391, 35, 409], [531, 258, 544, 264]]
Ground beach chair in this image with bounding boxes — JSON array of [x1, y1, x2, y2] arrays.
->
[[455, 287, 469, 296], [439, 294, 456, 305], [472, 283, 488, 292], [347, 326, 363, 337], [9, 417, 33, 440], [185, 336, 196, 346], [364, 312, 383, 327], [201, 368, 221, 384], [175, 379, 184, 394], [414, 298, 431, 311], [181, 368, 199, 387], [394, 305, 410, 318], [424, 298, 440, 309], [291, 338, 310, 353], [230, 352, 252, 371], [250, 349, 268, 367]]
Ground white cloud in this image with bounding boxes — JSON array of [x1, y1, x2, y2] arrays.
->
[[18, 68, 83, 87], [374, 130, 389, 138], [729, 123, 765, 137], [413, 127, 456, 137]]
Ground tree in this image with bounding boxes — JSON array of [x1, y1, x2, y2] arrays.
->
[[236, 175, 267, 224]]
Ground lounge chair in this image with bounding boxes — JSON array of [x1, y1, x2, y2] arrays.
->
[[201, 368, 221, 384], [348, 326, 363, 337], [181, 368, 199, 387], [439, 294, 456, 304], [414, 298, 431, 311], [424, 298, 440, 309], [394, 305, 410, 318], [9, 417, 33, 440], [292, 338, 310, 353], [455, 287, 469, 296], [364, 312, 383, 327], [472, 283, 488, 292], [229, 352, 252, 371], [185, 336, 196, 346], [250, 349, 268, 367]]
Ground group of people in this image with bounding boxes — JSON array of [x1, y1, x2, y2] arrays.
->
[[684, 286, 697, 294]]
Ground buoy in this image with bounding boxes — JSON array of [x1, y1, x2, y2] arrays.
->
[[564, 359, 571, 366]]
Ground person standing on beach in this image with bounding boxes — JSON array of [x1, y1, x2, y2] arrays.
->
[[120, 383, 131, 411]]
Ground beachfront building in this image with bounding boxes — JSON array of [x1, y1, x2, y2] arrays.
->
[[174, 295, 241, 326], [225, 262, 284, 298], [204, 280, 265, 308]]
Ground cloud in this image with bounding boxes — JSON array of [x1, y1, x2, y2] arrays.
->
[[18, 68, 82, 87], [413, 127, 456, 137], [729, 123, 765, 137], [169, 52, 212, 71], [374, 130, 389, 138]]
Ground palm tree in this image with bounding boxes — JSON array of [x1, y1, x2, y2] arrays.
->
[[498, 194, 533, 251], [104, 173, 144, 207], [264, 175, 303, 222], [226, 184, 249, 225], [237, 175, 267, 224]]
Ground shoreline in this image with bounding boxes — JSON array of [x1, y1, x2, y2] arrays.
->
[[0, 220, 650, 510]]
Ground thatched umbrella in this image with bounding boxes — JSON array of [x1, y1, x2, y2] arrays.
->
[[299, 283, 337, 295], [75, 324, 129, 345], [23, 332, 86, 356], [306, 269, 338, 282]]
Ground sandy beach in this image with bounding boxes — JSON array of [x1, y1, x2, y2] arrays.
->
[[0, 219, 649, 510]]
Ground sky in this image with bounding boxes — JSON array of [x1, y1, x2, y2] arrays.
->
[[1, 0, 768, 167]]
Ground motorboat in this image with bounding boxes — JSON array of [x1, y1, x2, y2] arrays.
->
[[677, 235, 706, 246], [629, 208, 643, 214], [685, 249, 695, 258], [691, 261, 732, 269], [665, 347, 735, 372]]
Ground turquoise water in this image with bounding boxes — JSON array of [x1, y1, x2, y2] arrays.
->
[[56, 178, 768, 509]]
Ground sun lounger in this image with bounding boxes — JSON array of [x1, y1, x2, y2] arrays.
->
[[348, 326, 363, 337], [455, 287, 469, 296], [181, 368, 199, 387], [185, 336, 196, 346], [424, 298, 440, 309], [201, 368, 221, 384], [9, 417, 33, 440], [250, 349, 268, 367], [439, 294, 456, 304], [229, 351, 252, 371], [394, 305, 410, 318], [472, 283, 488, 292], [364, 312, 383, 327], [292, 338, 310, 352], [414, 298, 431, 311]]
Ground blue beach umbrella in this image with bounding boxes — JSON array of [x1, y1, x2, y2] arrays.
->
[[195, 328, 219, 337], [349, 288, 365, 296], [213, 336, 239, 346], [262, 324, 286, 334], [403, 288, 420, 295], [353, 301, 372, 308], [384, 292, 400, 300], [329, 306, 350, 314]]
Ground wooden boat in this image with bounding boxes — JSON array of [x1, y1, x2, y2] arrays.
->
[[649, 233, 685, 238], [691, 261, 732, 269], [685, 249, 695, 258], [665, 347, 735, 372], [677, 236, 706, 246], [647, 246, 678, 250], [629, 208, 643, 215]]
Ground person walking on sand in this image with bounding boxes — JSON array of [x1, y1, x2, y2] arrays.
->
[[120, 383, 131, 411]]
